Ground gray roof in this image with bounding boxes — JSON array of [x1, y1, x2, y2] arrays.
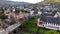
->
[[43, 13, 54, 16], [40, 16, 60, 24], [40, 11, 60, 24]]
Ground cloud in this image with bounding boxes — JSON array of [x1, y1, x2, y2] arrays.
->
[[10, 0, 44, 4]]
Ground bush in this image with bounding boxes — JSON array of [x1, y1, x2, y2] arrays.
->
[[45, 30, 60, 34]]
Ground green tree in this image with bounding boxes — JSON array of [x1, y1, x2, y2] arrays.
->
[[21, 16, 39, 33], [0, 13, 7, 19], [32, 6, 36, 9]]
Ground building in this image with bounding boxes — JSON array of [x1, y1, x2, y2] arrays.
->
[[37, 10, 60, 30], [9, 10, 25, 21]]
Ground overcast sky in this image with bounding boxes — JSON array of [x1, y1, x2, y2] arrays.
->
[[9, 0, 44, 4]]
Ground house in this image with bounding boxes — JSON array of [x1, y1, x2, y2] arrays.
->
[[24, 8, 35, 17], [4, 8, 11, 15], [9, 10, 25, 21], [16, 6, 24, 10], [38, 11, 42, 15], [37, 10, 60, 30]]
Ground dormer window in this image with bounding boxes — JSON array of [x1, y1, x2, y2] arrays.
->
[[54, 12, 60, 18]]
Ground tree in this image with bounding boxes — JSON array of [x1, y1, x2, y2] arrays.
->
[[21, 16, 39, 33], [32, 6, 36, 9], [0, 13, 8, 19], [0, 21, 3, 26]]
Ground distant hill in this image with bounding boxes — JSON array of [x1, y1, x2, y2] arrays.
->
[[0, 1, 32, 7], [36, 0, 60, 4]]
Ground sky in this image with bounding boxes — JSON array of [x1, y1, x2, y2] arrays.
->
[[9, 0, 44, 4]]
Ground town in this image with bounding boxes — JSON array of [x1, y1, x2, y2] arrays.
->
[[0, 0, 60, 34], [0, 5, 41, 34]]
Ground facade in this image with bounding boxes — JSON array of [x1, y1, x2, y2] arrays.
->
[[37, 10, 60, 30]]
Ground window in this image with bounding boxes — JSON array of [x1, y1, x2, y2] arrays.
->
[[39, 21, 42, 25]]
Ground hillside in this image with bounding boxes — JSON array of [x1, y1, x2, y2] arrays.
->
[[0, 1, 32, 7], [37, 0, 60, 4]]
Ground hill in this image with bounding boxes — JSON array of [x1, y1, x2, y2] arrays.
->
[[0, 1, 32, 7], [37, 0, 60, 4]]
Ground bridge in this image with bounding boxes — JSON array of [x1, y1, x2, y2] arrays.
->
[[0, 22, 22, 34]]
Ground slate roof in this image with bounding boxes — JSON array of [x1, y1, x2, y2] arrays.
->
[[40, 12, 60, 24], [43, 13, 54, 16], [40, 16, 60, 24]]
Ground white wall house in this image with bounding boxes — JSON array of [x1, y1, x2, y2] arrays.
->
[[37, 18, 60, 31], [12, 8, 15, 12], [38, 11, 42, 15], [4, 8, 11, 15], [30, 10, 35, 16], [37, 10, 60, 31], [54, 12, 60, 18]]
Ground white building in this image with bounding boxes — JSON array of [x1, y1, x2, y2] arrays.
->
[[37, 11, 60, 31]]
